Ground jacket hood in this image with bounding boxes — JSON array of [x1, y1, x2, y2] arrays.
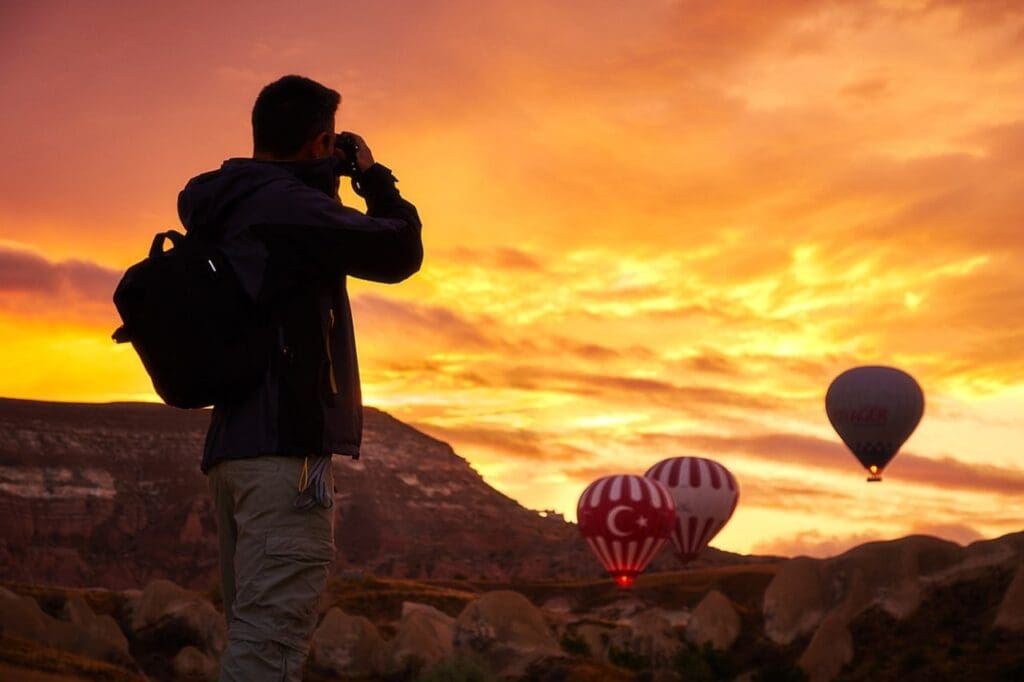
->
[[177, 157, 341, 235]]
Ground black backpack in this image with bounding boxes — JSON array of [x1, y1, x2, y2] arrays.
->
[[112, 230, 272, 409]]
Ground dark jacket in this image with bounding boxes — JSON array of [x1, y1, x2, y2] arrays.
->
[[177, 158, 422, 473]]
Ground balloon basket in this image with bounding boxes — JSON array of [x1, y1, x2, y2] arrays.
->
[[866, 475, 883, 482]]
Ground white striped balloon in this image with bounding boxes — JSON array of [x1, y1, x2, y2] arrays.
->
[[576, 474, 676, 587], [645, 457, 739, 565]]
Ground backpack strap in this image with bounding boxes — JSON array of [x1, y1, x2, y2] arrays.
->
[[112, 325, 131, 343], [149, 230, 185, 257], [113, 231, 187, 344]]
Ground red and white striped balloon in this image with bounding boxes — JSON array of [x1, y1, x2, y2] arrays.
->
[[645, 457, 739, 565], [577, 474, 676, 588]]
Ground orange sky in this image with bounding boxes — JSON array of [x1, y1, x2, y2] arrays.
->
[[2, 0, 1023, 558]]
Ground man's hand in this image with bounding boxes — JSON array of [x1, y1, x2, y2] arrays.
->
[[334, 131, 375, 174]]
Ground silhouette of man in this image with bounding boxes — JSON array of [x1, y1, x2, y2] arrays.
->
[[177, 75, 422, 680]]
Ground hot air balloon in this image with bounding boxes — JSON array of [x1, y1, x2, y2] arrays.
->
[[645, 457, 739, 565], [825, 365, 924, 482], [577, 474, 676, 588]]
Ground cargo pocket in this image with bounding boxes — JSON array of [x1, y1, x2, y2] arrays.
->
[[265, 534, 335, 563], [261, 533, 335, 646]]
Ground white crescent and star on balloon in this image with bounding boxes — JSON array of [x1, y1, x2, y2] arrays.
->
[[607, 506, 648, 537]]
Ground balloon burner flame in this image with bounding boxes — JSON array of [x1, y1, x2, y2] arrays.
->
[[614, 574, 635, 588], [867, 465, 882, 482]]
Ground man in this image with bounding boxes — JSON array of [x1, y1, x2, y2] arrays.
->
[[177, 75, 422, 680]]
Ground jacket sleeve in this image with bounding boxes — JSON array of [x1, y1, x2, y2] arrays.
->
[[346, 163, 423, 283], [252, 163, 423, 286]]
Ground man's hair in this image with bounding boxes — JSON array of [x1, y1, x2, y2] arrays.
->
[[252, 75, 340, 158]]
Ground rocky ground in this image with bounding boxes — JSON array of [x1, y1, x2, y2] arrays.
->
[[1, 531, 1022, 681], [1, 398, 1021, 679]]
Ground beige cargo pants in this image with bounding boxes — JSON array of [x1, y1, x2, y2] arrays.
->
[[208, 456, 335, 681]]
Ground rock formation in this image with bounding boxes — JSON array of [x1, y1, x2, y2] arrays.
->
[[0, 398, 756, 590], [686, 589, 740, 651], [173, 645, 219, 681], [62, 594, 132, 663], [453, 590, 562, 678], [797, 610, 853, 682], [379, 602, 456, 676], [131, 578, 225, 658], [310, 607, 385, 678], [608, 609, 683, 668], [763, 533, 1024, 681], [994, 561, 1024, 630], [0, 587, 134, 667]]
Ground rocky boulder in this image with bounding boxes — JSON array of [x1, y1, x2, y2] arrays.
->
[[0, 587, 133, 667], [797, 611, 853, 682], [763, 557, 827, 645], [837, 536, 963, 619], [686, 590, 740, 651], [131, 578, 225, 657], [0, 587, 51, 642], [994, 561, 1024, 630], [62, 595, 132, 663], [310, 607, 385, 678], [380, 602, 455, 677], [764, 536, 964, 645], [453, 590, 561, 678], [173, 645, 219, 681], [606, 609, 682, 668], [571, 621, 617, 662]]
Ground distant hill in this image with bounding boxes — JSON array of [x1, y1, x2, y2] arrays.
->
[[0, 398, 763, 590]]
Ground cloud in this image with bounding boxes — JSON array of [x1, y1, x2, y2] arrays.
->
[[351, 293, 494, 349], [551, 338, 624, 362], [736, 476, 858, 513], [929, 0, 1024, 27], [0, 244, 120, 301], [0, 248, 61, 293], [628, 430, 1024, 496], [561, 462, 639, 485], [0, 246, 123, 332], [493, 365, 782, 416], [840, 75, 891, 101], [908, 521, 984, 545], [752, 520, 988, 558], [445, 247, 544, 271], [752, 530, 897, 559], [413, 422, 591, 462]]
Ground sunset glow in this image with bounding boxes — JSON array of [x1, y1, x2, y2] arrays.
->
[[2, 1, 1023, 558]]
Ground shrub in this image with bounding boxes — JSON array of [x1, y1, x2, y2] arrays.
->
[[560, 631, 591, 657]]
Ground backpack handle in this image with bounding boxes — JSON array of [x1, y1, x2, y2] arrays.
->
[[150, 230, 185, 258]]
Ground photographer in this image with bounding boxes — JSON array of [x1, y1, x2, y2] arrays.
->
[[177, 75, 422, 680]]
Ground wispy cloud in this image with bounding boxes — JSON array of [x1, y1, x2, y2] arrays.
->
[[414, 422, 592, 462], [352, 293, 494, 349], [751, 521, 986, 559], [0, 246, 120, 323], [627, 429, 1024, 497]]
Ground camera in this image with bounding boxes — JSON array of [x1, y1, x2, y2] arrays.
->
[[334, 132, 360, 177]]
